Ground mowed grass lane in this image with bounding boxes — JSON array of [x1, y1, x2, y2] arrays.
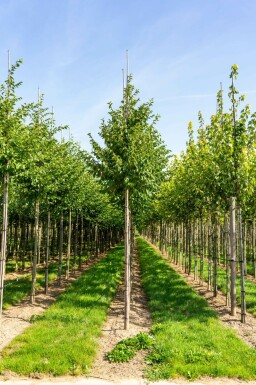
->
[[0, 244, 124, 376], [138, 237, 256, 381]]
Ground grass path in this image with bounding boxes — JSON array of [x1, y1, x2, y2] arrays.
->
[[137, 238, 256, 381], [0, 245, 124, 376]]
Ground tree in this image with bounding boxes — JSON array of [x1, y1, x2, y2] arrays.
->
[[89, 78, 169, 329], [0, 57, 31, 317]]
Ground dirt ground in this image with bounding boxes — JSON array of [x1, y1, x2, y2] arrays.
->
[[0, 244, 256, 385]]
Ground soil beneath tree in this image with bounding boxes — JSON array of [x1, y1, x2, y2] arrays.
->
[[0, 244, 256, 385]]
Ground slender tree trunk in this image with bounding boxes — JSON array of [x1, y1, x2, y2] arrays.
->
[[199, 216, 204, 284], [57, 210, 64, 286], [188, 222, 192, 275], [230, 196, 236, 316], [0, 172, 9, 317], [243, 221, 247, 276], [253, 218, 256, 278], [21, 221, 26, 270], [66, 208, 72, 279], [124, 188, 131, 330], [8, 220, 13, 259], [37, 221, 42, 264], [213, 213, 218, 297], [14, 222, 18, 271], [238, 207, 246, 323], [80, 214, 84, 257], [225, 213, 231, 306], [74, 211, 79, 264], [194, 220, 198, 281], [51, 221, 56, 255], [31, 199, 40, 304], [208, 218, 213, 291], [45, 211, 51, 294], [25, 222, 29, 267], [94, 223, 98, 259]]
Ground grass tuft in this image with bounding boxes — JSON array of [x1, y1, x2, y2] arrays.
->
[[106, 332, 154, 363]]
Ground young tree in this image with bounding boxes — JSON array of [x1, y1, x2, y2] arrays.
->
[[0, 57, 31, 317], [89, 79, 169, 329]]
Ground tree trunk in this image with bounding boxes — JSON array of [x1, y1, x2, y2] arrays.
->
[[225, 213, 231, 306], [253, 218, 256, 278], [199, 216, 204, 284], [0, 172, 9, 317], [124, 188, 131, 330], [66, 208, 72, 279], [37, 221, 42, 264], [80, 214, 84, 257], [57, 210, 64, 286], [14, 222, 19, 272], [31, 199, 40, 304], [45, 211, 51, 294], [230, 196, 236, 316], [207, 219, 212, 291], [213, 213, 218, 297], [238, 206, 246, 323], [243, 221, 247, 276]]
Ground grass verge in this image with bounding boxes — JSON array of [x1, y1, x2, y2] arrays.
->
[[138, 237, 256, 381], [0, 244, 124, 376]]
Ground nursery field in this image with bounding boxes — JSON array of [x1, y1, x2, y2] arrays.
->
[[0, 239, 255, 384]]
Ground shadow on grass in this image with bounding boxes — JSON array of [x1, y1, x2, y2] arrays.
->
[[139, 243, 216, 324]]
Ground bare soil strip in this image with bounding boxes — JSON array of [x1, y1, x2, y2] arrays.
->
[[90, 245, 151, 381], [0, 256, 101, 353]]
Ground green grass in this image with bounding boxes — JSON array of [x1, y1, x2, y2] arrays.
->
[[106, 332, 154, 363], [3, 255, 88, 309], [201, 259, 256, 316], [0, 244, 124, 376], [138, 238, 256, 381], [6, 259, 31, 274]]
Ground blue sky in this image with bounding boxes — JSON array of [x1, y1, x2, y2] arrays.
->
[[0, 0, 256, 154]]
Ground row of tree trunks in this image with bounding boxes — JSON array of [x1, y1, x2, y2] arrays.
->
[[143, 202, 248, 323], [0, 206, 123, 314]]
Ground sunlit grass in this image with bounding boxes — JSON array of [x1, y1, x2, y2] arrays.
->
[[0, 244, 124, 376], [6, 259, 31, 274], [138, 238, 256, 380]]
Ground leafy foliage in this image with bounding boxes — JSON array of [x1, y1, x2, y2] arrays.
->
[[89, 78, 170, 218]]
